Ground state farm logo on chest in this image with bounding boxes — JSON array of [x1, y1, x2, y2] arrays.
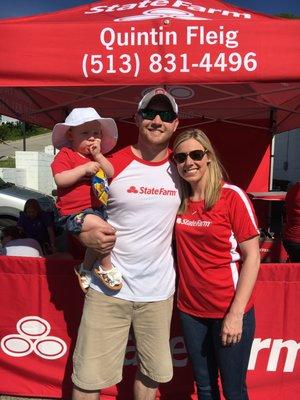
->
[[176, 216, 211, 227], [127, 185, 177, 196]]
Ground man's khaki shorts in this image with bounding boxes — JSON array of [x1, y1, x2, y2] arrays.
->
[[72, 289, 174, 391]]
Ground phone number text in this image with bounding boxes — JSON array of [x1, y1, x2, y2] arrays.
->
[[82, 52, 257, 78]]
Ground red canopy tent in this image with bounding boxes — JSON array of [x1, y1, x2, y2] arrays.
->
[[1, 2, 300, 399], [0, 0, 300, 191]]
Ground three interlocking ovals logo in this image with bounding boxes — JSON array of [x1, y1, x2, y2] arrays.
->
[[1, 334, 33, 357], [33, 336, 67, 360], [1, 316, 67, 360], [17, 316, 51, 338], [115, 8, 209, 21]]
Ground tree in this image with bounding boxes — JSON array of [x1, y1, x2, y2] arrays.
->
[[0, 121, 49, 143]]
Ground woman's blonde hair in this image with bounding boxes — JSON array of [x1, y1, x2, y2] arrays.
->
[[173, 128, 227, 214]]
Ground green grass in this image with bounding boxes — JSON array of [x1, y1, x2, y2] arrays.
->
[[0, 123, 49, 143], [0, 157, 15, 168]]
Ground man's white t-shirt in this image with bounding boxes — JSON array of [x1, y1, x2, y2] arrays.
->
[[90, 146, 181, 301]]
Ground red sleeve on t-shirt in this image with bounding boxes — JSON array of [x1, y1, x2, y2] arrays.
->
[[224, 185, 259, 243], [51, 147, 76, 176], [107, 146, 135, 182]]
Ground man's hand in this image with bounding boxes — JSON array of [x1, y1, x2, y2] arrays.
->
[[79, 219, 116, 256]]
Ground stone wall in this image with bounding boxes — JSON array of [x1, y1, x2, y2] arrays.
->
[[0, 147, 56, 195]]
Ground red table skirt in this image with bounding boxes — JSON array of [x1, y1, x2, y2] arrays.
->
[[0, 257, 299, 400]]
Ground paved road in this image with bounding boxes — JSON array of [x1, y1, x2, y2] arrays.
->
[[0, 132, 53, 158]]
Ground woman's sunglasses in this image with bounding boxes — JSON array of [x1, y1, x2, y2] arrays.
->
[[173, 149, 208, 164], [139, 109, 177, 123]]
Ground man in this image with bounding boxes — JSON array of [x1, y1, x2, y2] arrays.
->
[[283, 181, 300, 262], [72, 88, 180, 400]]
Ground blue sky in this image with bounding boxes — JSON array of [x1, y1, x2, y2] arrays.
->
[[0, 0, 299, 19]]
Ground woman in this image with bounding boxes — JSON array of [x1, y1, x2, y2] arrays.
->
[[173, 129, 260, 400], [17, 198, 56, 255]]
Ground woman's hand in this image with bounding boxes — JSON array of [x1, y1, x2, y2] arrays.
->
[[221, 311, 243, 346], [220, 236, 260, 347]]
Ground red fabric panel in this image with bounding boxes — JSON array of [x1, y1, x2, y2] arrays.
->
[[116, 120, 271, 192], [1, 2, 300, 86], [0, 257, 83, 398], [192, 122, 271, 192], [247, 264, 300, 400], [1, 257, 300, 399], [0, 256, 196, 399], [259, 239, 288, 263]]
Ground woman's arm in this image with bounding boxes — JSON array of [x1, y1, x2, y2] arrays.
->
[[221, 235, 260, 346]]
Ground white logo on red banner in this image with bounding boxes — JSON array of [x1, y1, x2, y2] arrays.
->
[[0, 316, 67, 360], [84, 2, 252, 20], [115, 8, 209, 21]]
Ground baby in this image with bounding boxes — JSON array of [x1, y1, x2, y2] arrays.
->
[[51, 107, 122, 293]]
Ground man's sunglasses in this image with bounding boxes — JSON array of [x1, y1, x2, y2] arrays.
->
[[139, 109, 177, 123], [173, 149, 208, 164]]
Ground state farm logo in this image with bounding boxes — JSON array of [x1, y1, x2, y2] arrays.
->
[[249, 338, 300, 373], [85, 1, 251, 20], [127, 185, 177, 196], [115, 8, 208, 21], [127, 185, 139, 193], [125, 334, 300, 372], [1, 316, 67, 360], [176, 216, 211, 227]]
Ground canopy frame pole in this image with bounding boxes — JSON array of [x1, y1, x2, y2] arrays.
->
[[21, 121, 26, 151], [269, 108, 277, 191]]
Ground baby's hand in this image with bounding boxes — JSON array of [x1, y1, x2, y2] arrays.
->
[[85, 161, 101, 176], [89, 138, 102, 157]]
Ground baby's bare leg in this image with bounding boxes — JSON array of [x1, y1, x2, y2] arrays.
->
[[79, 214, 112, 271], [99, 252, 112, 272], [83, 248, 98, 271], [77, 214, 122, 291]]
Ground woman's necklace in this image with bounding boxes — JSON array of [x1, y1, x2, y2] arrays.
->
[[189, 198, 204, 218]]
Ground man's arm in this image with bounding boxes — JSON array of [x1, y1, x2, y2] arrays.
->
[[79, 218, 117, 255]]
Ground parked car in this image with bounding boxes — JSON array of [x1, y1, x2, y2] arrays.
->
[[0, 177, 56, 231]]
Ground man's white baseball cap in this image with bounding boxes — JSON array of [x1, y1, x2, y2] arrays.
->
[[138, 88, 178, 114], [52, 107, 118, 154]]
